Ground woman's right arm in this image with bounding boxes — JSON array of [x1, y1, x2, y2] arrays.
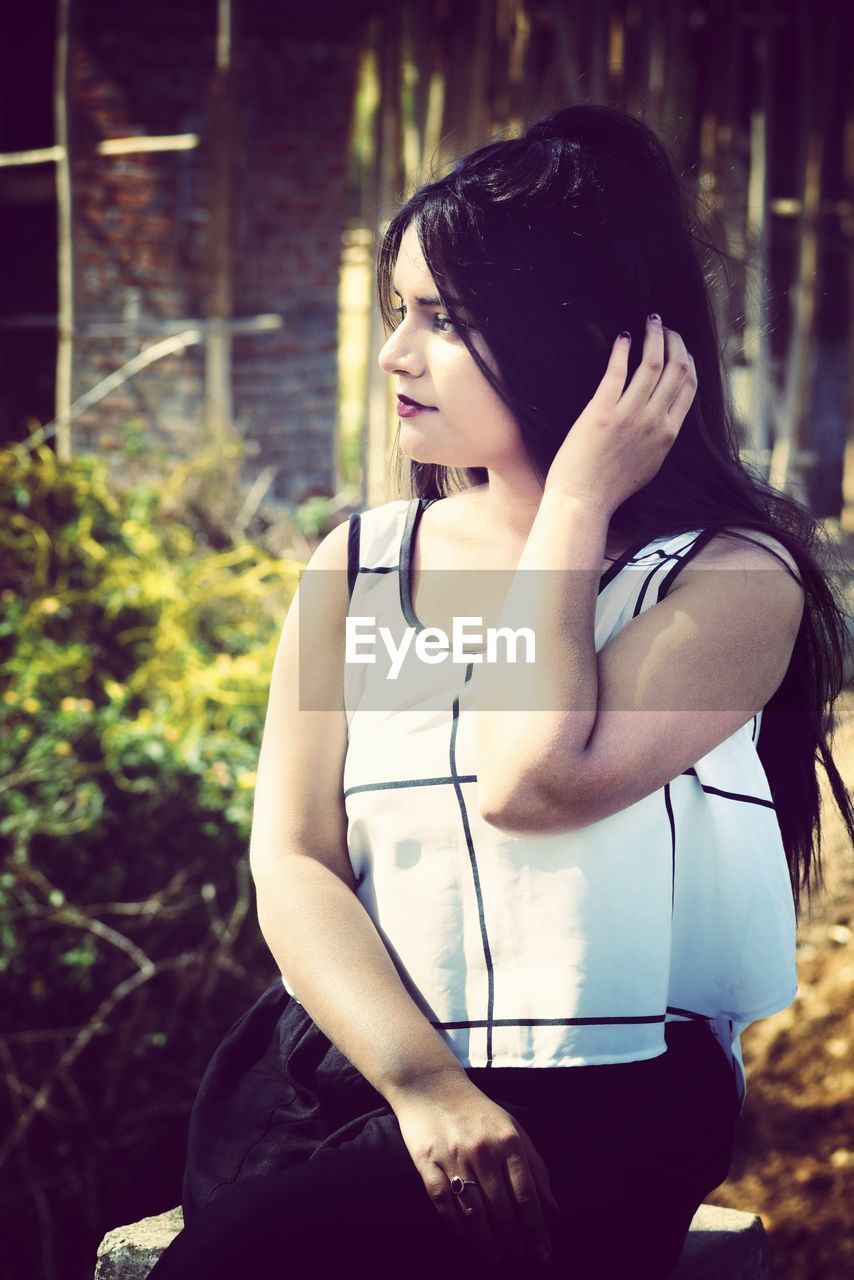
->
[[248, 517, 558, 1264], [248, 517, 469, 1099]]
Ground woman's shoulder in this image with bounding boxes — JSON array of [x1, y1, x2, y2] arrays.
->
[[665, 526, 805, 631], [354, 497, 413, 526], [688, 525, 801, 578]]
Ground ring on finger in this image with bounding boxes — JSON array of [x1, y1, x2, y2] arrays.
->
[[450, 1175, 478, 1214]]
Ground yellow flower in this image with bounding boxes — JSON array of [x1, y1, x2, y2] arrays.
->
[[236, 771, 257, 790], [3, 690, 20, 705], [55, 742, 73, 757], [40, 598, 61, 615], [59, 697, 78, 713], [22, 697, 41, 714], [77, 698, 95, 714]]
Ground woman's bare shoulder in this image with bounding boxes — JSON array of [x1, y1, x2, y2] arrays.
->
[[691, 526, 801, 578]]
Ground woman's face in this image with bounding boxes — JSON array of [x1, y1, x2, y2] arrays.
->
[[378, 221, 526, 471]]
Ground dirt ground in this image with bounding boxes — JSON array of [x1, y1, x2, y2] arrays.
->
[[709, 682, 854, 1280]]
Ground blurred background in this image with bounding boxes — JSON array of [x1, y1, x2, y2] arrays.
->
[[0, 1, 851, 1278]]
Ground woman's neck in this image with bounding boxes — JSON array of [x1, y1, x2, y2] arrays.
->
[[459, 480, 628, 560]]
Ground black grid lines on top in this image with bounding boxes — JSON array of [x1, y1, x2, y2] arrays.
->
[[345, 767, 775, 810], [663, 781, 677, 914], [343, 775, 478, 800], [400, 497, 438, 632], [625, 536, 703, 616], [428, 1005, 711, 1031], [681, 768, 775, 809], [346, 504, 406, 606], [656, 528, 721, 600], [349, 499, 718, 636], [628, 529, 723, 617], [347, 511, 362, 602], [432, 1014, 665, 1029], [400, 498, 704, 631], [448, 661, 496, 1067]]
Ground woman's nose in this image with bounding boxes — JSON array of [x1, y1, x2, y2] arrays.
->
[[377, 325, 421, 376]]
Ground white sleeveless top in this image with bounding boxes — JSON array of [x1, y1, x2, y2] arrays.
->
[[283, 497, 799, 1112]]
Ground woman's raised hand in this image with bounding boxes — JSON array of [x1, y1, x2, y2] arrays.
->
[[389, 1070, 561, 1266], [543, 314, 697, 514]]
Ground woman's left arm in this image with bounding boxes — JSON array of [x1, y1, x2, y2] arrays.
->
[[472, 319, 805, 833]]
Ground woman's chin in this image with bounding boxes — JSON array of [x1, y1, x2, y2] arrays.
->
[[401, 444, 449, 466], [400, 439, 471, 469]]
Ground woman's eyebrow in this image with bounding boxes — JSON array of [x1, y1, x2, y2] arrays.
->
[[391, 283, 443, 307], [391, 280, 469, 312]]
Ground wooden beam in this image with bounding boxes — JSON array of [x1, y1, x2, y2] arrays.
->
[[96, 134, 199, 155], [28, 330, 205, 452], [0, 136, 200, 169], [0, 146, 63, 168], [0, 315, 283, 335]]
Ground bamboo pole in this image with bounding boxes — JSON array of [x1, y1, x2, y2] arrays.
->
[[589, 1, 608, 105], [549, 0, 582, 104], [364, 0, 403, 508], [504, 0, 530, 132], [647, 0, 665, 122], [407, 0, 433, 183], [206, 0, 237, 451], [844, 67, 854, 531], [661, 1, 689, 155], [53, 0, 73, 463], [606, 0, 626, 110], [439, 0, 491, 158], [769, 0, 831, 497], [717, 0, 746, 424], [401, 0, 444, 188], [743, 0, 774, 466]]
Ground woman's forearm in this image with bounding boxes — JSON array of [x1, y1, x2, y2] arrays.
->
[[473, 490, 612, 818], [250, 852, 470, 1108]]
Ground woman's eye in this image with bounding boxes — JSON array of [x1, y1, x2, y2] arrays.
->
[[391, 303, 461, 335]]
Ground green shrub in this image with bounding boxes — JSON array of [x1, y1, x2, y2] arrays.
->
[[0, 442, 304, 1278]]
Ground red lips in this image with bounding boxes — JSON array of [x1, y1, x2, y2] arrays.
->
[[397, 393, 436, 410]]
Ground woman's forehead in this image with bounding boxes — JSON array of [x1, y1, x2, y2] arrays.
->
[[391, 223, 435, 292]]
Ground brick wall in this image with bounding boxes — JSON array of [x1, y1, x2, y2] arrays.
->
[[70, 0, 368, 504]]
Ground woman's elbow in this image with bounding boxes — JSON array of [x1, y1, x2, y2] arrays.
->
[[478, 783, 587, 835]]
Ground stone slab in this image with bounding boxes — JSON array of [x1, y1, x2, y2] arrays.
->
[[94, 1200, 770, 1278]]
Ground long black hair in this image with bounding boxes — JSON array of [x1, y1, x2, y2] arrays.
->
[[376, 102, 853, 920]]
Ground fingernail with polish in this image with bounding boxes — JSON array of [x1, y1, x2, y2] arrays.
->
[[619, 331, 631, 340], [648, 313, 662, 324]]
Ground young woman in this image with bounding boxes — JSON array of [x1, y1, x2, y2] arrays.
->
[[149, 104, 853, 1279]]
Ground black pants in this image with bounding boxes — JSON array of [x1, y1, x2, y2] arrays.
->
[[149, 997, 740, 1280]]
